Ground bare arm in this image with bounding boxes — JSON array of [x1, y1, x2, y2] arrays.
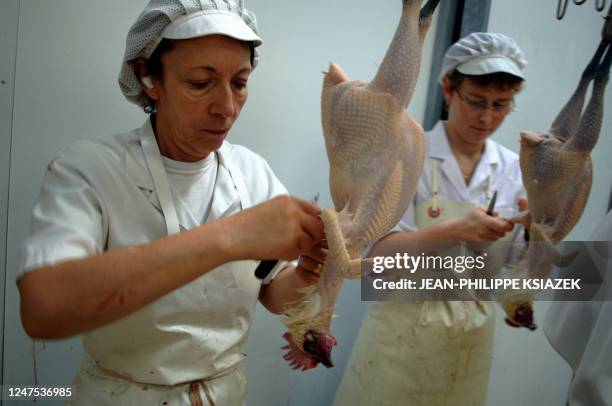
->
[[18, 195, 324, 339], [259, 241, 327, 314], [258, 266, 320, 314]]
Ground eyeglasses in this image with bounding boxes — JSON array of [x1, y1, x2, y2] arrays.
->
[[455, 88, 515, 115]]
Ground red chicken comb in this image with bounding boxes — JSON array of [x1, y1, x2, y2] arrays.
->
[[281, 331, 337, 370]]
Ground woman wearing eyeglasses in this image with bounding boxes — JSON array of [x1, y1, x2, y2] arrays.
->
[[334, 33, 527, 406]]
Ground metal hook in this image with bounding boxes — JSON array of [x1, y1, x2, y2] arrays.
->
[[557, 0, 569, 20], [558, 0, 608, 19], [596, 0, 607, 12]]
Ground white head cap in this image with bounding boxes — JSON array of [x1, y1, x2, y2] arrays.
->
[[119, 0, 262, 109], [439, 32, 527, 84]]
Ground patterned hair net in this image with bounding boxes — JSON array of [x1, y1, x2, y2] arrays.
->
[[439, 32, 527, 83], [119, 0, 261, 109]]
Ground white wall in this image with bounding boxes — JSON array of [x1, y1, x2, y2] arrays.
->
[[485, 1, 612, 406], [4, 0, 150, 394]]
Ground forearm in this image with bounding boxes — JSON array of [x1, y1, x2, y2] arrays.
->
[[258, 266, 320, 314], [19, 220, 237, 339], [258, 220, 465, 314]]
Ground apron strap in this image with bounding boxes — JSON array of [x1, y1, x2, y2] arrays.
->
[[139, 120, 252, 235], [187, 361, 242, 406], [485, 175, 493, 207], [139, 121, 181, 236], [217, 143, 252, 210], [431, 160, 440, 212], [189, 381, 214, 406]]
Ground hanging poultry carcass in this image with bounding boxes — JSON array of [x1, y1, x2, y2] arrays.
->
[[280, 0, 439, 370], [500, 16, 612, 330]]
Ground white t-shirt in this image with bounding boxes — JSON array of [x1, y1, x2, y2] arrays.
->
[[163, 153, 218, 226]]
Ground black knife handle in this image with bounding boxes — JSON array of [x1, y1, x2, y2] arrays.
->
[[254, 260, 279, 280]]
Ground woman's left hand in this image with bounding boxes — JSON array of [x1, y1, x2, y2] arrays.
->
[[297, 239, 328, 276]]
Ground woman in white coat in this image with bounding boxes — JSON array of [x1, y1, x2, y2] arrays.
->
[[17, 1, 326, 405], [335, 33, 528, 406]]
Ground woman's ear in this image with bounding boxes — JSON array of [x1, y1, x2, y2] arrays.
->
[[441, 76, 453, 109], [133, 58, 159, 101]]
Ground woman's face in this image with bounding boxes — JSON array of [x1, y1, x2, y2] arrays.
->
[[147, 35, 252, 161], [443, 76, 518, 147]]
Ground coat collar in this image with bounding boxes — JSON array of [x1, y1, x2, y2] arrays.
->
[[427, 121, 500, 198]]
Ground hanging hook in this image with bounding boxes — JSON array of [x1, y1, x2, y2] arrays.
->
[[596, 0, 607, 12], [558, 0, 569, 19], [558, 0, 608, 19]]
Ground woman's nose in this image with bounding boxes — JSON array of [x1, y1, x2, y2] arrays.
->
[[478, 107, 494, 125], [210, 85, 236, 118]]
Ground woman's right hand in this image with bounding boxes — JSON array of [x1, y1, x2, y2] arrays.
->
[[451, 207, 514, 242], [220, 195, 325, 261]]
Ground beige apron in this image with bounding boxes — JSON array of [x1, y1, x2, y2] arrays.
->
[[335, 160, 508, 406], [67, 124, 259, 406]]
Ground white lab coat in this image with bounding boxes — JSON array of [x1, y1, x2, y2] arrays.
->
[[544, 210, 612, 406], [398, 121, 526, 232], [20, 119, 288, 405]]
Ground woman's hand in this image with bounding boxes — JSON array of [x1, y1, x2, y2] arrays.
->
[[221, 195, 325, 261], [259, 239, 328, 314], [451, 207, 514, 242], [297, 239, 328, 276], [517, 198, 528, 213]]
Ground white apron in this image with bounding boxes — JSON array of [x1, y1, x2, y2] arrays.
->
[[67, 123, 259, 406], [335, 160, 507, 406]]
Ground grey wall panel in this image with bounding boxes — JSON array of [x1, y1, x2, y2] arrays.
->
[[423, 0, 492, 131], [423, 0, 461, 131], [1, 0, 20, 395], [460, 0, 492, 37]]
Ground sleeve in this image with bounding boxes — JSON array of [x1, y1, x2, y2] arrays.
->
[[395, 172, 430, 233], [395, 199, 418, 232], [231, 144, 288, 205], [503, 160, 528, 267], [509, 160, 527, 203], [19, 149, 107, 279]]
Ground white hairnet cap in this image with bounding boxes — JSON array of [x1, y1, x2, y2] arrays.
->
[[439, 32, 527, 84], [119, 0, 262, 109]]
